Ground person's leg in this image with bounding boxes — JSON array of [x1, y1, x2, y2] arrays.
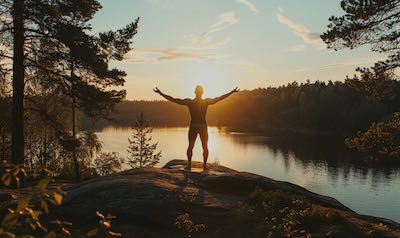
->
[[187, 127, 197, 171], [199, 126, 209, 170]]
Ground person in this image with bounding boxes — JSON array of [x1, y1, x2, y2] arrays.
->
[[153, 85, 239, 171]]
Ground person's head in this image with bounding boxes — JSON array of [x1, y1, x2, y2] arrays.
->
[[194, 85, 204, 97]]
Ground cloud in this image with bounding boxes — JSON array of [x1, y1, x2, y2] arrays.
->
[[121, 46, 255, 67], [122, 48, 214, 64], [122, 11, 243, 65], [287, 44, 306, 52], [193, 11, 238, 48], [320, 56, 385, 70], [212, 11, 238, 28], [121, 46, 253, 66], [277, 8, 324, 49], [236, 0, 260, 13], [291, 56, 385, 72]]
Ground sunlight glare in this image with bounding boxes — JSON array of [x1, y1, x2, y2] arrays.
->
[[183, 67, 232, 98]]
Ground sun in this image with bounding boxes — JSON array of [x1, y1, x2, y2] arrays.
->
[[182, 66, 233, 98]]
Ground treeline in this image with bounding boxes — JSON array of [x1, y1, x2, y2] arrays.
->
[[82, 78, 400, 136]]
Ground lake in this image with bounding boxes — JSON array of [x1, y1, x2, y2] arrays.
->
[[97, 126, 400, 222]]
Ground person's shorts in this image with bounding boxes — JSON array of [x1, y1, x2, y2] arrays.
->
[[188, 124, 208, 142]]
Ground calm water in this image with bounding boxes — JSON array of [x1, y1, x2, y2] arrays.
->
[[97, 127, 400, 222]]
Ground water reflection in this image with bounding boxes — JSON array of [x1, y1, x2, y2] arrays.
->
[[239, 134, 400, 189], [97, 127, 400, 222]]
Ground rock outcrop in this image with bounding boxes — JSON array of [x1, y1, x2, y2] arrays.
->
[[51, 160, 400, 237], [1, 160, 399, 237]]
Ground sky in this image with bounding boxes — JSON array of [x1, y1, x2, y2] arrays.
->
[[90, 0, 383, 100]]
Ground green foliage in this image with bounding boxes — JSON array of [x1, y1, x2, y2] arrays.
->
[[0, 0, 139, 168], [25, 129, 103, 179], [0, 161, 122, 237], [127, 113, 161, 168], [77, 131, 103, 161], [93, 152, 124, 176], [24, 86, 71, 174], [239, 187, 345, 238], [0, 92, 11, 162], [0, 160, 26, 187], [345, 67, 400, 107], [0, 163, 69, 237], [85, 211, 122, 238], [321, 0, 399, 72], [346, 112, 400, 159], [175, 213, 205, 238], [322, 1, 400, 161]]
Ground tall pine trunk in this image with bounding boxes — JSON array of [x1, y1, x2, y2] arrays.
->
[[11, 0, 25, 165], [71, 63, 80, 181], [72, 92, 80, 181]]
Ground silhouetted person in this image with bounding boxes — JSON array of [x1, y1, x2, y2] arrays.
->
[[154, 85, 239, 171]]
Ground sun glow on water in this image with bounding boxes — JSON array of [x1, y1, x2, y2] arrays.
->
[[207, 127, 219, 151]]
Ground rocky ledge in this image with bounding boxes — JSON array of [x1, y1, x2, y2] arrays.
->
[[49, 160, 399, 237], [2, 160, 400, 237]]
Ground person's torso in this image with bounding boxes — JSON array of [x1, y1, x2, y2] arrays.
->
[[187, 99, 209, 126]]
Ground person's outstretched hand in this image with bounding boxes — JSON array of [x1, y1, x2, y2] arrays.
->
[[231, 87, 240, 93], [153, 87, 162, 94]]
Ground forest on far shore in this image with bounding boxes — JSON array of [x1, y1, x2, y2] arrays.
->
[[82, 73, 400, 137]]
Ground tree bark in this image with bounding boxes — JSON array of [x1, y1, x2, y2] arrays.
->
[[11, 0, 25, 165], [71, 63, 80, 182]]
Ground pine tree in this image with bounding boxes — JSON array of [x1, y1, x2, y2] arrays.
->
[[321, 0, 399, 72], [0, 0, 139, 168], [127, 113, 161, 168], [322, 0, 400, 158]]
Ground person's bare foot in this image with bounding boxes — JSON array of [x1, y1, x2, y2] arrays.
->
[[203, 165, 208, 171], [186, 165, 191, 172]]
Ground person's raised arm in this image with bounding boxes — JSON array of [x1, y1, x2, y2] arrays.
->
[[208, 87, 239, 105], [153, 87, 188, 105]]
